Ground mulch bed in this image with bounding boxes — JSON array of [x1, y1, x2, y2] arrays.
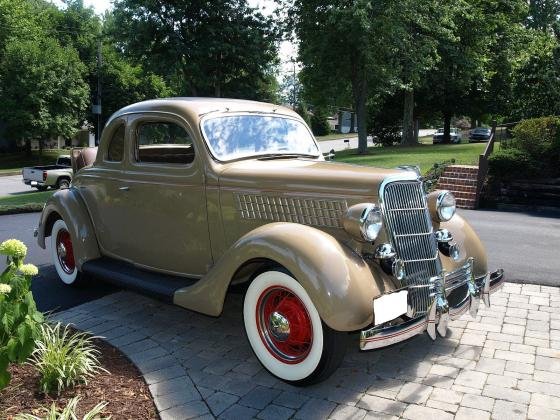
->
[[0, 336, 159, 419]]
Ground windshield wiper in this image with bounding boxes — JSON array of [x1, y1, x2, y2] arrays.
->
[[257, 153, 319, 161]]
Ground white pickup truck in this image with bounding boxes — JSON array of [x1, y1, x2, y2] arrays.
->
[[22, 155, 73, 191]]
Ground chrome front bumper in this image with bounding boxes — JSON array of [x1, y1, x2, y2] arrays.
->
[[360, 260, 505, 350]]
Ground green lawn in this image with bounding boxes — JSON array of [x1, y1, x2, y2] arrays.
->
[[0, 190, 54, 214], [0, 149, 67, 175], [334, 142, 487, 174]]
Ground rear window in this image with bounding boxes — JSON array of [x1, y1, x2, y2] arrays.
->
[[58, 157, 71, 166]]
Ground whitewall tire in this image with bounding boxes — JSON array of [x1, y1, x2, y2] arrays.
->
[[243, 270, 346, 384], [51, 219, 79, 285]]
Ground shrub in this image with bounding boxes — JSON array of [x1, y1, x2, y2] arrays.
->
[[372, 126, 401, 147], [0, 239, 43, 389], [511, 116, 560, 159], [29, 323, 106, 395], [423, 159, 456, 192], [488, 148, 540, 181], [15, 396, 109, 420], [310, 109, 331, 136]]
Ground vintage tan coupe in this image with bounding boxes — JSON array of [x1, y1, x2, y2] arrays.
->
[[36, 98, 504, 384]]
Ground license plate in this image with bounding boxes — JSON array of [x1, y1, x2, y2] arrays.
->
[[373, 290, 408, 326]]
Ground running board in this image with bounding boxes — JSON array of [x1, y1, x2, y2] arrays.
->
[[81, 257, 198, 303]]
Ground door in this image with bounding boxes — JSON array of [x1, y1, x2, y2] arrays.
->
[[117, 113, 212, 276], [77, 118, 131, 257]]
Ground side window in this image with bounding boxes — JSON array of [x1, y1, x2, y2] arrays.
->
[[136, 122, 195, 164], [107, 125, 125, 162]]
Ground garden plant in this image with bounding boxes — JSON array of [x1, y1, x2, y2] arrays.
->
[[29, 322, 107, 395], [15, 396, 109, 420], [0, 239, 43, 389]]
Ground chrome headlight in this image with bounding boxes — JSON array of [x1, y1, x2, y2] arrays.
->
[[436, 191, 456, 222], [343, 203, 383, 242], [360, 204, 383, 241]]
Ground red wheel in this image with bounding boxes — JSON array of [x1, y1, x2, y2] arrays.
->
[[56, 229, 75, 275], [256, 286, 313, 364], [50, 219, 81, 285], [244, 270, 347, 384]]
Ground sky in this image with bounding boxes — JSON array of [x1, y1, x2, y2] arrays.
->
[[50, 0, 297, 74]]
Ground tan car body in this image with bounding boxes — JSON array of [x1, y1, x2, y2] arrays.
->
[[37, 98, 491, 333]]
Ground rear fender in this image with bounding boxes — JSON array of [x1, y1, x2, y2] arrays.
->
[[37, 188, 100, 269], [174, 223, 397, 331]]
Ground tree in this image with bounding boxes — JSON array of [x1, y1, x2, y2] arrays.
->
[[0, 37, 89, 154], [288, 0, 399, 153], [96, 46, 173, 130], [109, 0, 279, 100], [391, 1, 453, 145]]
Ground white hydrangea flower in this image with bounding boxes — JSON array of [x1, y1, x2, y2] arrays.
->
[[0, 283, 12, 295], [0, 239, 27, 259], [19, 263, 39, 277]]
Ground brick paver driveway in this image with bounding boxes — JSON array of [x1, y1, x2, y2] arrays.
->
[[54, 282, 560, 420]]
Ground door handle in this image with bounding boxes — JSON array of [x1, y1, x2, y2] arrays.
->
[[119, 186, 130, 191]]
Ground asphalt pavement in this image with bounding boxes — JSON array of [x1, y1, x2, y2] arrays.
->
[[0, 208, 558, 314], [0, 174, 32, 196]]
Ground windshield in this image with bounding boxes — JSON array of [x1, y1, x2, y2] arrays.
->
[[201, 114, 320, 161]]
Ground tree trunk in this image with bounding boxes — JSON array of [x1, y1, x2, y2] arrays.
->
[[414, 119, 419, 143], [443, 112, 452, 144], [351, 60, 368, 154], [355, 90, 367, 154], [401, 89, 416, 145], [25, 138, 31, 157], [470, 117, 476, 129], [39, 138, 43, 156]]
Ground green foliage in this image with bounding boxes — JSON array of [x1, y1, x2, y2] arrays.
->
[[296, 103, 312, 127], [109, 0, 279, 100], [310, 109, 331, 136], [489, 116, 560, 180], [372, 126, 401, 147], [0, 36, 89, 148], [424, 159, 457, 192], [488, 148, 539, 180], [511, 34, 560, 120], [15, 396, 109, 420], [511, 116, 560, 157], [0, 239, 43, 389], [29, 323, 107, 395]]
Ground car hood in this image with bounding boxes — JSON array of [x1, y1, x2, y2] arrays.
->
[[218, 158, 409, 199]]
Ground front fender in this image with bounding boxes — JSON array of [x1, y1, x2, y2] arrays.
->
[[174, 223, 397, 331], [438, 214, 488, 277], [37, 188, 100, 269]]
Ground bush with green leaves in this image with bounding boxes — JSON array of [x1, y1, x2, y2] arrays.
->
[[489, 116, 560, 180], [29, 322, 107, 395], [15, 396, 109, 420], [0, 239, 43, 389], [423, 159, 456, 192]]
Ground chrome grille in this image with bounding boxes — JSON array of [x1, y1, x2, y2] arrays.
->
[[381, 180, 440, 314]]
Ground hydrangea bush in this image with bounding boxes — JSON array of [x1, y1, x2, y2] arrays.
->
[[0, 239, 44, 389]]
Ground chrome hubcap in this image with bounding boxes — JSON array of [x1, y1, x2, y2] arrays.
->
[[269, 311, 290, 341], [57, 243, 67, 259]]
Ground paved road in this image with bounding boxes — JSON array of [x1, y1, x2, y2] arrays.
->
[[0, 208, 557, 313], [0, 174, 31, 196], [0, 212, 117, 312], [318, 129, 437, 153]]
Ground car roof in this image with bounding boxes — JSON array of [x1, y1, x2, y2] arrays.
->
[[106, 97, 299, 126]]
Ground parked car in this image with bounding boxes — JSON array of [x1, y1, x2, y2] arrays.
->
[[22, 155, 73, 191], [35, 98, 504, 384], [469, 127, 492, 142], [432, 128, 462, 144]]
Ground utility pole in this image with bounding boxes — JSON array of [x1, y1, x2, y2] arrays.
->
[[93, 38, 102, 146]]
